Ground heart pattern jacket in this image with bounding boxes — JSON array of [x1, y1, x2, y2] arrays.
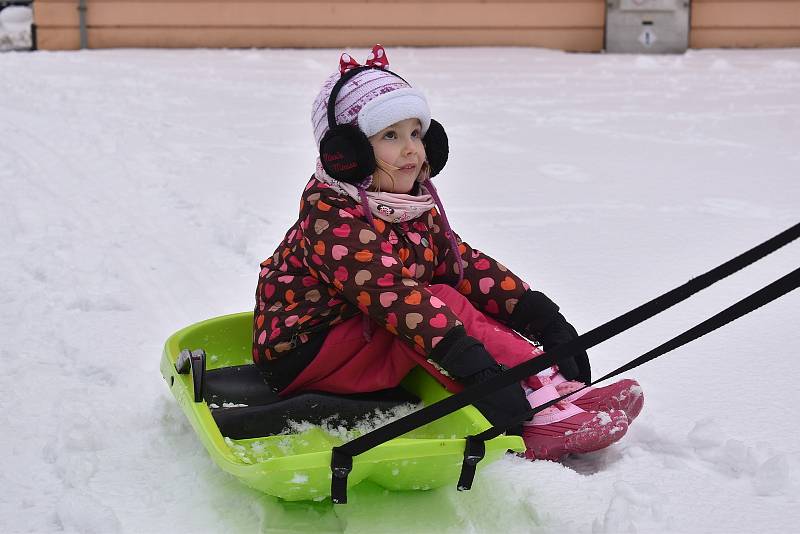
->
[[253, 177, 530, 363]]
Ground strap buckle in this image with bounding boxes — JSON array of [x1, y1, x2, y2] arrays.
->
[[457, 436, 485, 491], [330, 448, 353, 504]]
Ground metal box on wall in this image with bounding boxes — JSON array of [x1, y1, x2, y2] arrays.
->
[[606, 0, 690, 53]]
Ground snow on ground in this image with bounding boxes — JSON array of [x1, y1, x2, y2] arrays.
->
[[1, 46, 798, 533]]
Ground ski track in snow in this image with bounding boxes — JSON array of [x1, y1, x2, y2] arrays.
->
[[1, 47, 799, 533]]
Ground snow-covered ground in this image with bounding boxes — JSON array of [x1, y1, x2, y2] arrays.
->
[[1, 46, 798, 533]]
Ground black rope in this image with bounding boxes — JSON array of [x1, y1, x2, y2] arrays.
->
[[328, 222, 799, 503], [451, 267, 800, 491], [474, 266, 800, 445]]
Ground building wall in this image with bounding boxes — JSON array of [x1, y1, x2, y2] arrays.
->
[[691, 0, 800, 48], [33, 0, 800, 51], [33, 0, 606, 51]]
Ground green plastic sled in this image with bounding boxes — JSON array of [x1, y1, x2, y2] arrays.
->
[[160, 312, 524, 501]]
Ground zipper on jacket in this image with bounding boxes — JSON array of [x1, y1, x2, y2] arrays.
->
[[285, 311, 362, 349], [287, 322, 332, 349]]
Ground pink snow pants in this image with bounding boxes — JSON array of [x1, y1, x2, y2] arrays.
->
[[279, 284, 544, 397]]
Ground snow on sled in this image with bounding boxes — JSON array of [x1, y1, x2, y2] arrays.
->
[[160, 312, 524, 501]]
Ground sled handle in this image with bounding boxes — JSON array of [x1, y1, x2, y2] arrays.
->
[[176, 349, 206, 403]]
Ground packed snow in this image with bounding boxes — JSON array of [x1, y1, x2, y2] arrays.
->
[[1, 46, 798, 533], [282, 402, 424, 443], [0, 6, 32, 52]]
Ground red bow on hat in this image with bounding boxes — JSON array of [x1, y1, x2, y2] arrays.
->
[[339, 44, 389, 75]]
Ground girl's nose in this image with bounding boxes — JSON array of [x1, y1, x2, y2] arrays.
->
[[403, 137, 416, 154]]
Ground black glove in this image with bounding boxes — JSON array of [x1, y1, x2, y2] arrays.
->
[[509, 290, 591, 384], [429, 327, 530, 434]]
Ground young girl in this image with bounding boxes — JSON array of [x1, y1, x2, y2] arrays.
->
[[253, 45, 643, 460]]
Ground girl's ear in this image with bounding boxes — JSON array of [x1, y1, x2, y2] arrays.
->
[[423, 119, 449, 177]]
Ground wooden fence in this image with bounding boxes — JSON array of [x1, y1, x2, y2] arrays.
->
[[32, 0, 800, 51], [32, 0, 606, 51], [690, 0, 800, 48]]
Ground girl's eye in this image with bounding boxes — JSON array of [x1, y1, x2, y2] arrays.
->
[[412, 129, 421, 138], [383, 131, 397, 140]]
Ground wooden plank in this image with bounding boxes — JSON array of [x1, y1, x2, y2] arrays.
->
[[34, 0, 602, 4], [692, 0, 799, 3], [691, 27, 800, 47], [692, 1, 800, 28], [35, 28, 80, 50], [31, 2, 65, 28], [36, 26, 603, 51], [34, 1, 604, 29]]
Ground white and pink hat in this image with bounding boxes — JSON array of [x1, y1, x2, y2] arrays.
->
[[311, 45, 432, 146]]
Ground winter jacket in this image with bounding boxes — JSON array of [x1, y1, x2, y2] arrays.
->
[[253, 176, 530, 366]]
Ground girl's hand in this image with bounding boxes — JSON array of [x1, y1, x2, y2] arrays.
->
[[510, 290, 591, 384], [537, 312, 588, 383]]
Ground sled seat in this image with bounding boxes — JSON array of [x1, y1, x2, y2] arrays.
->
[[204, 364, 420, 439]]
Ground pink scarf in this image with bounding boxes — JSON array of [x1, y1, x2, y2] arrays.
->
[[314, 159, 435, 223]]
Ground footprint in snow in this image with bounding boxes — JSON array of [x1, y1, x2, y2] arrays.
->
[[689, 418, 793, 495]]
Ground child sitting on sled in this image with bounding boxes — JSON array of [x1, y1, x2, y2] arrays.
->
[[253, 45, 643, 460]]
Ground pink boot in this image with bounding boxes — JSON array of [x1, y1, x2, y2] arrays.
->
[[521, 384, 629, 461], [528, 369, 644, 423]]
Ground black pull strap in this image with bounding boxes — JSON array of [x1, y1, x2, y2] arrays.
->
[[457, 266, 800, 486], [456, 436, 486, 491], [330, 448, 353, 504], [470, 265, 800, 452]]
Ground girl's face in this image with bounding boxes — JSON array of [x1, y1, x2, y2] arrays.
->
[[368, 118, 426, 193]]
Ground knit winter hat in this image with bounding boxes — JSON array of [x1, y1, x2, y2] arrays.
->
[[311, 46, 431, 147]]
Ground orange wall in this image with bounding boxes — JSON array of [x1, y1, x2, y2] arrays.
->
[[691, 0, 800, 48], [33, 0, 800, 51], [33, 0, 605, 51]]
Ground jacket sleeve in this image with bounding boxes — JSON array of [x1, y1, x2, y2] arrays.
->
[[302, 193, 463, 355], [431, 221, 529, 325]]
